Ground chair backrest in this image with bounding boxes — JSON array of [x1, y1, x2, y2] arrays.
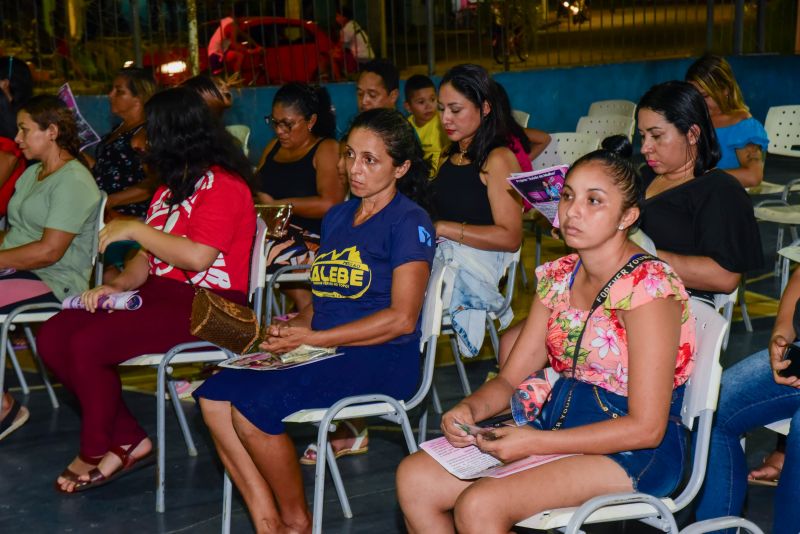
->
[[249, 216, 269, 321], [764, 105, 800, 158], [532, 132, 600, 169], [512, 109, 530, 128], [681, 299, 726, 429], [226, 124, 251, 157], [671, 299, 726, 511], [576, 114, 635, 141], [405, 263, 455, 411], [92, 192, 109, 287], [587, 99, 637, 119]]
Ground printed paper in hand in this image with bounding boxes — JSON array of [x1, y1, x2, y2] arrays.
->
[[507, 165, 569, 227], [420, 436, 577, 479], [62, 290, 143, 311], [219, 344, 343, 371], [57, 83, 101, 151]]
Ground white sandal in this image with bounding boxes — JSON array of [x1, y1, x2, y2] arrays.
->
[[299, 421, 369, 465]]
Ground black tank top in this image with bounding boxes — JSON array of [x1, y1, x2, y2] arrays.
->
[[432, 158, 494, 226], [258, 138, 325, 234]]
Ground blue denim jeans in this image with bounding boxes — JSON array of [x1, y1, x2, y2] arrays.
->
[[694, 349, 800, 533]]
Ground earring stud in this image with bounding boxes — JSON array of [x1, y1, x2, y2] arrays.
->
[[618, 224, 625, 231]]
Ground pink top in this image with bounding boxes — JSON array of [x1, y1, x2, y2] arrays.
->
[[535, 254, 695, 396]]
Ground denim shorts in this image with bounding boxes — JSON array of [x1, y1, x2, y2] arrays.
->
[[527, 377, 687, 496]]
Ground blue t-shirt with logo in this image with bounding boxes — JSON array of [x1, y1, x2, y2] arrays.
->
[[311, 193, 435, 345]]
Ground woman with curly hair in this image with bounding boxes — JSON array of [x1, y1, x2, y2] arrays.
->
[[37, 87, 256, 493]]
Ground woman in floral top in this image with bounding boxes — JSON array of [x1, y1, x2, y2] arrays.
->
[[398, 140, 696, 533]]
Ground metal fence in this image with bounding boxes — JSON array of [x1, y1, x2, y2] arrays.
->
[[0, 0, 796, 94]]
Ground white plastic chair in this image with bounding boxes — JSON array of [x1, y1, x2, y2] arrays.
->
[[512, 109, 530, 128], [263, 262, 312, 324], [444, 248, 520, 396], [119, 216, 269, 513], [514, 300, 727, 533], [576, 114, 636, 141], [587, 99, 637, 119], [0, 191, 107, 409], [532, 133, 600, 170], [219, 263, 455, 534], [752, 106, 800, 272], [681, 517, 764, 534], [225, 124, 251, 158]]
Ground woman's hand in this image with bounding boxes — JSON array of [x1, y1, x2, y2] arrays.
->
[[259, 322, 315, 354], [99, 219, 144, 253], [441, 403, 478, 448], [255, 191, 276, 204], [769, 334, 800, 387], [80, 285, 118, 313], [474, 425, 538, 463]]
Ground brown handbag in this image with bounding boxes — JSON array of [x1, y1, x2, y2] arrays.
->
[[189, 288, 263, 354]]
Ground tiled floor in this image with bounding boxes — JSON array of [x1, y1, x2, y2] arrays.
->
[[2, 155, 798, 533]]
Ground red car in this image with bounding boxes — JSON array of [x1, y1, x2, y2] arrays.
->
[[145, 17, 336, 86]]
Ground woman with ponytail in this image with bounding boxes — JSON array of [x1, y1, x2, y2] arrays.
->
[[255, 82, 345, 313]]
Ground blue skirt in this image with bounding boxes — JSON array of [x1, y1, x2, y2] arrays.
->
[[194, 341, 420, 435], [528, 377, 688, 496]]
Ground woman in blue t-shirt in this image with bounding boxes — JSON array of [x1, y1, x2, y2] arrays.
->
[[686, 54, 769, 188], [195, 108, 435, 532]]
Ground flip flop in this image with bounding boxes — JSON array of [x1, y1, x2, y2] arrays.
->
[[74, 438, 155, 492], [0, 398, 29, 441], [299, 421, 369, 466]]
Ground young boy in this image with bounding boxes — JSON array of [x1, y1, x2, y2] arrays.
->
[[404, 74, 448, 173]]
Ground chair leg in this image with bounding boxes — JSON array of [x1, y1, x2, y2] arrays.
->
[[775, 225, 785, 276], [221, 471, 233, 534], [739, 279, 753, 333], [166, 377, 198, 456], [781, 256, 791, 294], [487, 319, 500, 361], [431, 384, 443, 415], [156, 360, 168, 513], [535, 225, 542, 269], [449, 336, 472, 395], [6, 341, 29, 395], [418, 407, 429, 444], [518, 253, 529, 290], [398, 411, 420, 454], [23, 326, 59, 409], [721, 301, 733, 352]]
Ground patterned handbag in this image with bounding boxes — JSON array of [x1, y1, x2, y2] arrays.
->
[[189, 288, 263, 355]]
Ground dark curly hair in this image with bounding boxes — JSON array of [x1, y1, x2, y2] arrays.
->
[[19, 94, 85, 164], [142, 87, 254, 205], [348, 108, 431, 213], [440, 64, 508, 171], [273, 82, 336, 139]]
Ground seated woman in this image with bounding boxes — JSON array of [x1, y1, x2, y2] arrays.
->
[[256, 82, 345, 313], [195, 108, 434, 532], [636, 80, 763, 304], [37, 87, 256, 493], [0, 56, 33, 218], [88, 68, 158, 280], [0, 94, 101, 441], [397, 142, 695, 533], [433, 64, 522, 357], [686, 54, 769, 188], [493, 81, 551, 168], [695, 266, 800, 534]]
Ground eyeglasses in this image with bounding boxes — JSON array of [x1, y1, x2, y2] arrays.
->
[[264, 115, 303, 132]]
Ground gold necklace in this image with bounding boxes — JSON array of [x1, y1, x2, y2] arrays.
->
[[456, 143, 469, 165]]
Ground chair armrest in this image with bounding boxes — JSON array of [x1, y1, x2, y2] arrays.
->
[[564, 492, 678, 534]]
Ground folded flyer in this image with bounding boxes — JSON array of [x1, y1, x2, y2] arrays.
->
[[219, 344, 342, 371], [507, 164, 569, 227], [420, 435, 577, 479], [57, 83, 101, 151], [62, 290, 143, 311]]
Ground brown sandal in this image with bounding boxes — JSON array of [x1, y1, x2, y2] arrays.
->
[[74, 438, 155, 492], [54, 453, 103, 493]]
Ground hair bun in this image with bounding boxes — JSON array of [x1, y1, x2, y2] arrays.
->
[[601, 135, 633, 159]]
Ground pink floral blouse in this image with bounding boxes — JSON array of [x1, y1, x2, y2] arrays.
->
[[535, 254, 695, 396]]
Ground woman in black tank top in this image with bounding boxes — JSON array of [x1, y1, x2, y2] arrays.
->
[[432, 64, 522, 252], [255, 83, 345, 311]]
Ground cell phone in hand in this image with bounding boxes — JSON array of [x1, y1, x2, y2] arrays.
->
[[778, 344, 800, 378]]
